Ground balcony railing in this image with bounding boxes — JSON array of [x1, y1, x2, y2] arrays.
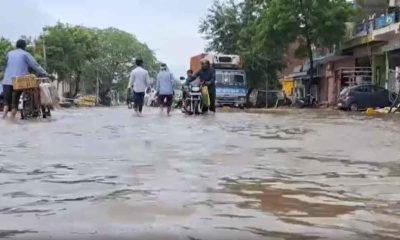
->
[[337, 67, 373, 86], [353, 12, 399, 37]]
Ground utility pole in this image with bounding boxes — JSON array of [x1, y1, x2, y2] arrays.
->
[[43, 36, 47, 69], [265, 72, 269, 109], [96, 71, 100, 105]]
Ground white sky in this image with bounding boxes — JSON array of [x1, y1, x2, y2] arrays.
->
[[0, 0, 213, 76]]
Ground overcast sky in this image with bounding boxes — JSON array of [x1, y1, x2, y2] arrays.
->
[[0, 0, 213, 76]]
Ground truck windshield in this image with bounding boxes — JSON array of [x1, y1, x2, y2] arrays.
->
[[216, 72, 245, 86]]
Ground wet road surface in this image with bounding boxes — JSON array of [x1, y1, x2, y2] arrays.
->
[[0, 107, 400, 240]]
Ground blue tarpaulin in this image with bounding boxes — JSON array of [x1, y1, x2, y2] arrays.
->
[[374, 13, 396, 29], [216, 87, 247, 95]]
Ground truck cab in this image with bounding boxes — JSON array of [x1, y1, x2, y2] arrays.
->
[[190, 53, 248, 108], [215, 69, 247, 107], [212, 54, 247, 107]]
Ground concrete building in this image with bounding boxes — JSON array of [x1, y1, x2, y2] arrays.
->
[[282, 2, 400, 106], [356, 0, 389, 17]]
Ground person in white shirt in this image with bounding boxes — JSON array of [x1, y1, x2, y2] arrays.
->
[[128, 59, 150, 115]]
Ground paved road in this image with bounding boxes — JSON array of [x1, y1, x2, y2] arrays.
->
[[0, 108, 400, 240]]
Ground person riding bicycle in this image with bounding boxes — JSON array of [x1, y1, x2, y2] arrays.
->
[[1, 39, 48, 119]]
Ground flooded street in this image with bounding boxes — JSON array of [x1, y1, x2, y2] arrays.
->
[[0, 107, 400, 240]]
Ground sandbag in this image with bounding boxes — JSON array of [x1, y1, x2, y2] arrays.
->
[[202, 86, 210, 107], [39, 83, 54, 107]]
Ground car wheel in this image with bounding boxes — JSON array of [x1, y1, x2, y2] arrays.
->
[[349, 103, 358, 112]]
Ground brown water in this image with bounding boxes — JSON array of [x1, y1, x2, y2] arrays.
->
[[0, 108, 399, 240]]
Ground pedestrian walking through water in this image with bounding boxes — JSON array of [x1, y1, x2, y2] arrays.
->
[[128, 59, 150, 116], [156, 63, 174, 116]]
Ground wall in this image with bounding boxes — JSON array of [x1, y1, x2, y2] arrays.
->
[[54, 80, 71, 100], [279, 43, 304, 78], [324, 57, 355, 105], [334, 58, 355, 69], [372, 54, 386, 87], [356, 0, 388, 17], [319, 64, 329, 104]]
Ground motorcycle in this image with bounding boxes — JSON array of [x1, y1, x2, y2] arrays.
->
[[19, 77, 53, 119], [183, 85, 203, 115], [173, 89, 183, 109], [292, 94, 317, 108]]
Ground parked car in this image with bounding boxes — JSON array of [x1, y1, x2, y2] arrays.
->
[[338, 84, 395, 111]]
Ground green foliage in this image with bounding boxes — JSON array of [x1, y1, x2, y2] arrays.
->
[[0, 38, 12, 71], [199, 0, 242, 53], [200, 0, 354, 90], [200, 0, 282, 90], [38, 23, 100, 96], [30, 22, 157, 101], [81, 27, 158, 101], [263, 0, 353, 57], [1, 23, 157, 103]]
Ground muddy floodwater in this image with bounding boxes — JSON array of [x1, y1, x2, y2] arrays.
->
[[0, 108, 400, 240]]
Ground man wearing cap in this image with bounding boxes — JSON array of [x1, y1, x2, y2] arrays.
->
[[156, 63, 174, 116]]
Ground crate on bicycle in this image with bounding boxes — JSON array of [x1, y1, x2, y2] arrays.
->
[[12, 74, 39, 90]]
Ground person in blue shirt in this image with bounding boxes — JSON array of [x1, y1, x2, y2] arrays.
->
[[1, 39, 47, 119], [155, 63, 174, 116]]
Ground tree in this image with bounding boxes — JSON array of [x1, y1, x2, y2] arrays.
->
[[0, 38, 12, 71], [199, 0, 282, 100], [35, 22, 100, 97], [199, 0, 242, 53], [259, 0, 353, 102], [200, 0, 353, 104], [81, 28, 158, 104]]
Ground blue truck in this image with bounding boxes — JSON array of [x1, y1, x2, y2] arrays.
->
[[206, 54, 247, 108]]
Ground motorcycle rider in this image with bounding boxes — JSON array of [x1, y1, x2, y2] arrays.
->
[[1, 39, 48, 119], [188, 60, 216, 113], [182, 69, 195, 112]]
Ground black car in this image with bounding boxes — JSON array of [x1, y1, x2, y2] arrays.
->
[[338, 84, 394, 111]]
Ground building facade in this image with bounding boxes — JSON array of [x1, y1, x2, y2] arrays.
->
[[281, 2, 400, 107]]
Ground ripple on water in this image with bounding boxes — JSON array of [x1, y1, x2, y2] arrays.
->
[[220, 177, 363, 218]]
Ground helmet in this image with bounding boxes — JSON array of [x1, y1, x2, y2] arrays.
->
[[201, 60, 210, 70]]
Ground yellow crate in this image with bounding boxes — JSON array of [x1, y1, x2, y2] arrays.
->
[[13, 75, 38, 90]]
